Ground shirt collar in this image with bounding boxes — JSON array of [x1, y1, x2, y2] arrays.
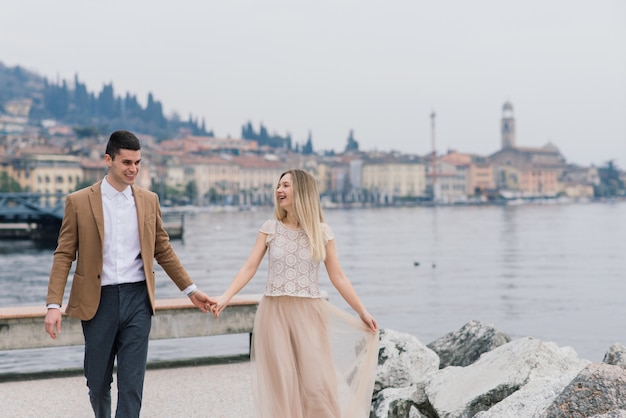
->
[[102, 176, 133, 200]]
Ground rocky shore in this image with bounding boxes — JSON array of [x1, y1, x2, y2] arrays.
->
[[371, 320, 626, 417], [3, 319, 625, 417]]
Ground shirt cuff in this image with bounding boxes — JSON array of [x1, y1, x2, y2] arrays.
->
[[183, 284, 198, 296], [47, 304, 61, 310]]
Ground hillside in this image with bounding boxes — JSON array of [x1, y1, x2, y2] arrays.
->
[[0, 61, 210, 140], [0, 62, 297, 150]]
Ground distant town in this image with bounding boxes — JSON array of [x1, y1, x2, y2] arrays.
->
[[1, 95, 625, 207]]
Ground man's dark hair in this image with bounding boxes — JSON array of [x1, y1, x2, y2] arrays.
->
[[105, 130, 141, 159]]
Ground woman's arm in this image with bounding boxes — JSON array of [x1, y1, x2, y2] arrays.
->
[[324, 239, 378, 332], [212, 232, 268, 317]]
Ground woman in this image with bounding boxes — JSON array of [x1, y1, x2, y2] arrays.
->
[[212, 169, 379, 418]]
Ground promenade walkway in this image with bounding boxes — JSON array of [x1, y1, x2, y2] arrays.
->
[[1, 360, 255, 418]]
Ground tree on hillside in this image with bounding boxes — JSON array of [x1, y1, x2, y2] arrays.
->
[[0, 171, 22, 192], [185, 180, 199, 205], [595, 160, 625, 197], [302, 131, 314, 155], [73, 74, 96, 120], [241, 121, 292, 150], [73, 126, 100, 138], [123, 93, 143, 119], [345, 129, 359, 153], [43, 79, 70, 119], [241, 121, 255, 139], [97, 83, 117, 118], [144, 93, 166, 128]]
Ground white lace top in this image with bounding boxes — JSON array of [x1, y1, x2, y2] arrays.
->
[[260, 219, 334, 298]]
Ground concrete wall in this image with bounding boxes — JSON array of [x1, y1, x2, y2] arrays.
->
[[0, 295, 262, 351]]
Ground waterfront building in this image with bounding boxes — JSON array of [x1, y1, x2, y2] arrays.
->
[[426, 158, 468, 203], [314, 159, 336, 197], [361, 154, 427, 205], [493, 164, 521, 196], [180, 155, 240, 205], [490, 102, 569, 198], [80, 157, 107, 184], [348, 158, 364, 204], [559, 181, 595, 199], [232, 154, 285, 206], [1, 98, 616, 206], [165, 164, 186, 194], [324, 160, 351, 204], [490, 145, 566, 198], [558, 165, 599, 198], [560, 165, 600, 187], [5, 148, 83, 200], [149, 135, 270, 206], [440, 150, 495, 196], [144, 143, 186, 198]]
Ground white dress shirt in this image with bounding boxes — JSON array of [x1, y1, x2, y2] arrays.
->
[[101, 176, 145, 286]]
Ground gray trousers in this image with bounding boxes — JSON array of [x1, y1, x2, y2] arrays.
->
[[82, 281, 152, 418]]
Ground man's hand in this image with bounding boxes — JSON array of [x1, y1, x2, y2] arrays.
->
[[44, 308, 62, 339], [189, 290, 216, 313]]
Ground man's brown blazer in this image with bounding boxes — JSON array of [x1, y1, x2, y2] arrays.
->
[[46, 180, 193, 321]]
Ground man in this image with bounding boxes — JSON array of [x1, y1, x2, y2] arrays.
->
[[44, 130, 214, 418]]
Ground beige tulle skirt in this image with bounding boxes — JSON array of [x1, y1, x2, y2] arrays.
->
[[250, 295, 379, 418]]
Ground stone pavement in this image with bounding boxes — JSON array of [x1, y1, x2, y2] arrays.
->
[[1, 360, 255, 418]]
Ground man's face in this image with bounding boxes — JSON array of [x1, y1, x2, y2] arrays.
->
[[105, 148, 141, 191]]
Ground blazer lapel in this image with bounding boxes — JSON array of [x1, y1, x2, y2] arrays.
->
[[88, 181, 105, 249], [133, 185, 145, 242]]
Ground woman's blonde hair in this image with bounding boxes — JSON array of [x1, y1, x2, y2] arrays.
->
[[274, 169, 327, 262]]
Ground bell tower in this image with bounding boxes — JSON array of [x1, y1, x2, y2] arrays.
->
[[500, 101, 516, 149]]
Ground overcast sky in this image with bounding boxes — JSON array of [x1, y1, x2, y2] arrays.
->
[[2, 0, 624, 167]]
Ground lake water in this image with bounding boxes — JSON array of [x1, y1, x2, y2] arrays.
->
[[1, 200, 625, 374]]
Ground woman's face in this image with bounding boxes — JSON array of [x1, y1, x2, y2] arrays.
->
[[276, 173, 294, 211]]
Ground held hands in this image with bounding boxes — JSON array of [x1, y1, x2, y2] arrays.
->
[[189, 289, 217, 313], [211, 295, 232, 318], [359, 311, 378, 333]]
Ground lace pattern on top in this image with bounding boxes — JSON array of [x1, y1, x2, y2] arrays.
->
[[260, 219, 334, 298]]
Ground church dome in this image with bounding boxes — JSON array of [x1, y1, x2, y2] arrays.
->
[[543, 142, 559, 151]]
